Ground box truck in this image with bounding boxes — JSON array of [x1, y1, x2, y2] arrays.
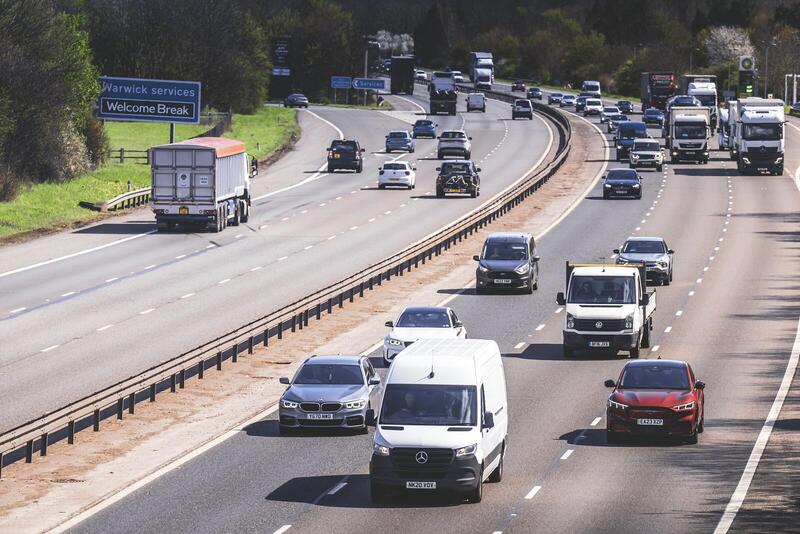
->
[[390, 55, 415, 95], [668, 107, 710, 163], [429, 72, 457, 115]]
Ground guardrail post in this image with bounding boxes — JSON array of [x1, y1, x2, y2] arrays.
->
[[291, 316, 296, 332], [68, 421, 75, 444], [328, 298, 333, 313], [264, 327, 270, 347], [93, 409, 100, 431], [316, 303, 321, 320], [387, 268, 391, 281], [399, 264, 404, 276], [339, 293, 344, 308], [117, 398, 124, 419], [40, 433, 48, 456], [150, 383, 157, 401], [298, 313, 304, 330], [170, 374, 177, 392], [369, 277, 374, 290], [26, 440, 33, 463], [216, 351, 223, 370], [0, 452, 3, 478], [349, 288, 354, 303], [304, 310, 309, 327], [359, 282, 364, 297], [179, 369, 186, 388], [278, 323, 283, 339], [248, 336, 254, 354], [129, 393, 135, 414], [232, 343, 238, 362]]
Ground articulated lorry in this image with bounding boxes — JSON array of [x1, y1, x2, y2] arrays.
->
[[151, 137, 254, 232], [730, 97, 785, 175], [469, 52, 494, 90], [390, 55, 415, 95], [682, 74, 718, 130], [640, 72, 676, 110], [668, 106, 710, 163], [429, 71, 457, 115]]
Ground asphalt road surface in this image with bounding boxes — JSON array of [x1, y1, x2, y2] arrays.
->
[[67, 90, 800, 533]]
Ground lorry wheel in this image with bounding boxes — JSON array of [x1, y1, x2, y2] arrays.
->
[[231, 206, 240, 226], [630, 344, 640, 359], [657, 164, 663, 172], [642, 321, 651, 348], [241, 201, 249, 223], [378, 184, 385, 190]]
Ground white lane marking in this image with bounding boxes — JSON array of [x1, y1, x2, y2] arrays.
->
[[218, 278, 230, 285], [273, 526, 292, 534], [651, 345, 660, 352], [9, 307, 26, 314], [327, 235, 336, 240], [41, 344, 59, 353], [525, 485, 542, 500], [590, 417, 602, 426], [205, 244, 215, 249], [335, 197, 342, 201], [0, 230, 157, 279], [180, 292, 195, 299], [664, 326, 672, 333], [351, 190, 357, 194], [689, 291, 695, 296], [384, 210, 392, 215], [278, 256, 288, 261], [144, 264, 156, 270], [535, 324, 546, 331], [140, 308, 155, 315], [514, 342, 526, 349], [235, 234, 244, 239], [714, 312, 800, 533], [555, 307, 564, 314], [710, 256, 715, 261], [704, 267, 709, 272], [349, 226, 359, 231], [635, 227, 641, 231], [675, 310, 683, 316], [259, 224, 268, 230], [328, 481, 348, 495], [560, 449, 574, 460], [641, 219, 647, 224], [97, 324, 114, 332], [61, 291, 76, 297], [304, 245, 313, 250], [697, 278, 704, 284], [105, 277, 118, 283], [175, 254, 186, 260], [318, 203, 326, 208], [250, 266, 263, 272], [281, 217, 289, 221], [368, 218, 376, 223]]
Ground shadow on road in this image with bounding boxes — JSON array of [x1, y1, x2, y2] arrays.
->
[[73, 221, 155, 235]]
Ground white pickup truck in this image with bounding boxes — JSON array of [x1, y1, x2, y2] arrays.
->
[[556, 262, 656, 358]]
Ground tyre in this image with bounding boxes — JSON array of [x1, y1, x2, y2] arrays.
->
[[606, 429, 621, 444], [240, 201, 249, 223], [370, 480, 389, 503], [468, 471, 483, 503], [525, 279, 533, 294], [436, 187, 444, 198], [470, 188, 477, 198], [407, 184, 413, 190], [357, 162, 363, 173], [231, 205, 240, 226], [636, 193, 642, 199], [385, 147, 391, 153], [487, 448, 504, 483], [669, 269, 673, 283], [641, 320, 651, 348], [437, 152, 443, 159], [327, 164, 335, 173], [686, 429, 699, 444], [657, 164, 663, 172], [698, 414, 705, 433], [603, 192, 609, 199], [630, 344, 640, 359], [512, 116, 516, 120], [378, 184, 386, 190], [465, 152, 471, 159], [532, 273, 538, 290]]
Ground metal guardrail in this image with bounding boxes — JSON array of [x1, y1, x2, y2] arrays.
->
[[0, 94, 572, 477], [78, 187, 151, 212]]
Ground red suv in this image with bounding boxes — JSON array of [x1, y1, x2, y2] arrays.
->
[[604, 359, 705, 444], [511, 80, 526, 92]]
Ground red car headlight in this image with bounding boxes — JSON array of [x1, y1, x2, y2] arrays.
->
[[608, 399, 628, 411], [672, 401, 695, 412]]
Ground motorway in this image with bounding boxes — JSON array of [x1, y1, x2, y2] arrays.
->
[[65, 89, 800, 533], [0, 88, 555, 430]]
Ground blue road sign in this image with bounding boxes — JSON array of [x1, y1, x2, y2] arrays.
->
[[98, 76, 201, 124], [331, 76, 352, 89], [352, 78, 385, 90]]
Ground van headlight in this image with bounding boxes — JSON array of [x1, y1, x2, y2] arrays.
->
[[566, 313, 575, 329], [386, 337, 403, 347], [617, 144, 623, 149], [373, 443, 391, 456], [455, 443, 477, 457], [515, 263, 530, 274], [625, 314, 634, 329], [344, 399, 366, 409], [657, 259, 669, 268], [632, 183, 640, 188], [477, 263, 490, 273], [742, 157, 751, 164], [281, 399, 298, 409], [776, 157, 783, 164]]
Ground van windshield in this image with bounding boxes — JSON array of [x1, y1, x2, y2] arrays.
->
[[569, 275, 636, 304], [380, 384, 477, 426]]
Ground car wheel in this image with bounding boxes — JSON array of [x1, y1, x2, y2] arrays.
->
[[470, 188, 477, 198], [603, 192, 609, 199], [606, 429, 621, 444], [669, 269, 673, 283], [563, 346, 574, 358], [657, 164, 663, 172], [698, 414, 705, 433], [378, 184, 385, 190], [686, 429, 699, 444], [436, 187, 444, 198], [370, 480, 389, 503], [663, 274, 670, 286], [532, 273, 538, 290], [630, 345, 640, 358], [465, 152, 471, 159], [357, 163, 363, 173], [487, 446, 504, 483], [327, 165, 335, 173], [468, 470, 483, 503], [408, 184, 413, 190], [525, 280, 533, 294], [437, 152, 443, 159]]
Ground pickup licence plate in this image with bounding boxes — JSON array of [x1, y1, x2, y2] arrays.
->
[[685, 151, 696, 155], [306, 413, 334, 420], [637, 419, 663, 426], [406, 481, 436, 489], [589, 341, 610, 347]]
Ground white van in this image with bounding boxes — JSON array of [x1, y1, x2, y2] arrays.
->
[[466, 92, 486, 112], [368, 339, 508, 503], [582, 80, 601, 97]]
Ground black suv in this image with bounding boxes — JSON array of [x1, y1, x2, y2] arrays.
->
[[436, 160, 481, 198], [602, 168, 642, 199], [474, 232, 540, 294], [327, 140, 364, 173]]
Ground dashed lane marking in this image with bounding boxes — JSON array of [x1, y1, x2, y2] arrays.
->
[[560, 449, 574, 460], [514, 342, 526, 349], [41, 344, 59, 353], [97, 324, 114, 332], [590, 417, 602, 426], [140, 308, 155, 315], [525, 485, 542, 500]]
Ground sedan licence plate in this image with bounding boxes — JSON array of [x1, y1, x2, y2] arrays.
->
[[493, 279, 512, 284], [637, 418, 663, 426], [306, 413, 334, 420], [685, 151, 696, 155], [406, 481, 436, 489], [589, 341, 610, 347]]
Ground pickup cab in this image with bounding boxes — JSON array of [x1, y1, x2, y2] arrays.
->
[[557, 262, 656, 358]]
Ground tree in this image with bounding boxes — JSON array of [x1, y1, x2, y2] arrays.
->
[[704, 26, 754, 64]]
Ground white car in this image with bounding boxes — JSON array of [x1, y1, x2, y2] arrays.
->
[[378, 161, 416, 190], [466, 92, 486, 112], [414, 70, 427, 81], [452, 71, 466, 83], [437, 130, 472, 159], [382, 306, 467, 365], [584, 98, 603, 116], [600, 106, 621, 123], [560, 94, 577, 107]]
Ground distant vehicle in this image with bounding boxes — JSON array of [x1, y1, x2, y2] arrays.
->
[[369, 339, 508, 503], [556, 262, 656, 359], [600, 106, 621, 123], [582, 80, 602, 96], [436, 159, 480, 198], [668, 106, 710, 163], [605, 359, 705, 443], [284, 93, 309, 108], [575, 96, 589, 113], [614, 121, 648, 160], [412, 119, 437, 138], [560, 94, 577, 107], [466, 92, 487, 112], [583, 98, 603, 116], [511, 99, 533, 120], [527, 87, 543, 100], [791, 102, 800, 116], [717, 108, 730, 150], [452, 70, 467, 83], [614, 236, 674, 285], [151, 138, 253, 233], [390, 55, 415, 95], [378, 161, 416, 190], [382, 306, 467, 365], [469, 51, 495, 90], [685, 78, 718, 129], [643, 108, 665, 126], [607, 113, 629, 134], [629, 138, 664, 172], [278, 355, 381, 434], [617, 100, 634, 114], [429, 71, 458, 115], [385, 130, 415, 153], [414, 70, 427, 81], [474, 232, 540, 294], [327, 139, 364, 173], [548, 92, 564, 105], [602, 168, 642, 199], [640, 72, 676, 110], [511, 80, 526, 92], [437, 130, 472, 159]]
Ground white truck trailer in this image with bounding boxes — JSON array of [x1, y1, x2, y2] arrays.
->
[[151, 137, 254, 232], [668, 106, 710, 163], [732, 97, 786, 175], [687, 81, 718, 130], [469, 52, 494, 90]]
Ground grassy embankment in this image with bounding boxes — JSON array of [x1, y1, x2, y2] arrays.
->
[[0, 107, 297, 240]]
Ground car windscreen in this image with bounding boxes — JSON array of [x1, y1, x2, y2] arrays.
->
[[620, 364, 689, 390], [331, 141, 357, 152], [673, 97, 698, 106], [587, 99, 602, 106], [694, 95, 716, 107], [607, 170, 638, 180], [388, 132, 408, 138], [742, 124, 782, 141], [515, 100, 531, 108], [552, 93, 563, 98], [604, 107, 618, 113], [622, 240, 665, 254], [440, 131, 465, 139], [383, 163, 407, 170], [294, 364, 363, 385], [569, 275, 636, 304], [441, 162, 471, 174], [611, 115, 628, 122], [482, 241, 528, 261], [619, 124, 647, 138], [396, 310, 451, 328], [635, 142, 660, 151], [675, 124, 706, 139], [415, 120, 432, 127], [379, 384, 477, 426]]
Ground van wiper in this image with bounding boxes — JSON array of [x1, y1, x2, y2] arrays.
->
[[447, 427, 472, 431]]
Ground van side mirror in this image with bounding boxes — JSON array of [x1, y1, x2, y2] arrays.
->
[[473, 255, 480, 261], [369, 376, 381, 386], [694, 380, 705, 390], [279, 377, 290, 385], [385, 320, 394, 328], [604, 379, 616, 388], [533, 255, 540, 262], [556, 292, 566, 306], [640, 294, 650, 306], [435, 167, 441, 171], [476, 167, 482, 172], [482, 411, 495, 429], [455, 320, 463, 327], [365, 409, 377, 427]]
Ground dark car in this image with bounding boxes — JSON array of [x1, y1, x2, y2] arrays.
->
[[669, 95, 701, 108], [643, 108, 665, 126], [575, 96, 589, 113], [435, 160, 480, 198], [790, 102, 800, 117], [327, 139, 364, 173], [607, 113, 629, 133], [474, 232, 539, 294], [548, 92, 564, 105], [605, 359, 705, 444], [527, 87, 543, 100], [284, 93, 309, 108], [617, 100, 634, 114], [615, 121, 648, 160], [412, 119, 437, 138], [603, 168, 642, 199], [511, 80, 526, 92]]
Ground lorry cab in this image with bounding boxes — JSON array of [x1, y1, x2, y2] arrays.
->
[[669, 107, 710, 163], [369, 339, 508, 503], [735, 98, 785, 175]]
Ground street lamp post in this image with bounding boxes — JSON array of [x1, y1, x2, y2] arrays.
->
[[764, 38, 777, 97]]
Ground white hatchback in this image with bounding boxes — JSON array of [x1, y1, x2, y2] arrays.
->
[[378, 161, 416, 190], [382, 306, 467, 364], [600, 106, 621, 123]]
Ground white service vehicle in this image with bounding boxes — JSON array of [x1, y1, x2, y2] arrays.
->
[[668, 106, 710, 163], [557, 262, 656, 358], [582, 80, 602, 97], [378, 161, 416, 190], [368, 339, 508, 503], [583, 98, 603, 116], [382, 306, 467, 364], [731, 97, 785, 175], [151, 137, 253, 233], [466, 92, 486, 112]]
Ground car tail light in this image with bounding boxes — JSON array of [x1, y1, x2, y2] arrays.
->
[[327, 150, 333, 158], [437, 175, 444, 183]]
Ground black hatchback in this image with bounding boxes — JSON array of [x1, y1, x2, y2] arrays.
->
[[474, 232, 540, 294], [327, 140, 364, 173], [603, 168, 642, 199], [617, 100, 634, 114]]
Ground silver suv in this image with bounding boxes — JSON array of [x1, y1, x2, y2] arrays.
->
[[614, 236, 674, 285], [437, 130, 472, 159], [630, 138, 664, 172]]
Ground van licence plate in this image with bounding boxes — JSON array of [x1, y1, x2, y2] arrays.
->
[[406, 481, 436, 489], [179, 207, 189, 215], [589, 341, 610, 347], [493, 279, 512, 284], [306, 413, 334, 420], [637, 419, 663, 426]]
